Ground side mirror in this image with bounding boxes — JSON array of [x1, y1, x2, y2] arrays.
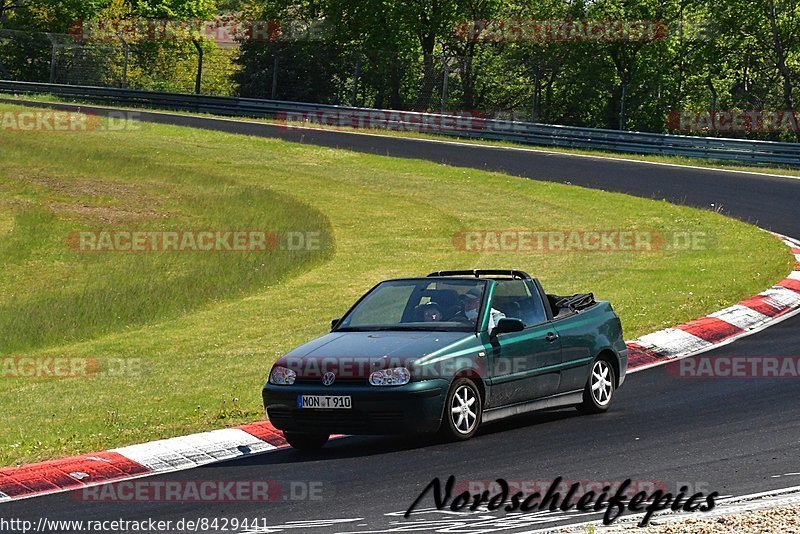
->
[[331, 318, 341, 330], [492, 317, 524, 336]]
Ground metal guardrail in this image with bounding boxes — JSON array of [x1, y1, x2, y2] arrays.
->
[[1, 80, 799, 166]]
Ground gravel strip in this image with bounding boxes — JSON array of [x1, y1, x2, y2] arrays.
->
[[565, 499, 800, 533], [545, 489, 800, 534], [604, 504, 800, 533]]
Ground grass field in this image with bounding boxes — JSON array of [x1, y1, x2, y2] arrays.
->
[[6, 93, 800, 179], [0, 102, 793, 466]]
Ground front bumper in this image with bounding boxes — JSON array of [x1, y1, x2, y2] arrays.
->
[[262, 379, 449, 435]]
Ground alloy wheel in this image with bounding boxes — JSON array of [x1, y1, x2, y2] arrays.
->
[[450, 385, 478, 434]]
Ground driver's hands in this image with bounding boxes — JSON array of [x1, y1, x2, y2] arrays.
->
[[423, 308, 441, 321]]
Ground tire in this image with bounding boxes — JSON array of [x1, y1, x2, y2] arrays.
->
[[439, 377, 482, 441], [577, 357, 616, 415], [284, 431, 330, 451]]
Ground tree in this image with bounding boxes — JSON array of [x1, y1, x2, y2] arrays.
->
[[0, 0, 28, 26]]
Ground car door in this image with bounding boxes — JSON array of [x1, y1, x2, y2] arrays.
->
[[484, 280, 562, 407], [553, 313, 602, 393]]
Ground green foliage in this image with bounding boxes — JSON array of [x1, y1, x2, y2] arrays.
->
[[236, 0, 800, 138], [1, 0, 232, 94], [129, 0, 217, 20], [3, 0, 800, 137]]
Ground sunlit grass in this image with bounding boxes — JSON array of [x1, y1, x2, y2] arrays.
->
[[6, 93, 800, 178], [0, 102, 792, 466]]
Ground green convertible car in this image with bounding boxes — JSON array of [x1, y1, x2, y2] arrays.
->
[[263, 270, 628, 450]]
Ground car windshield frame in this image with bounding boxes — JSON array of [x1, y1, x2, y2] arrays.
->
[[334, 278, 491, 333]]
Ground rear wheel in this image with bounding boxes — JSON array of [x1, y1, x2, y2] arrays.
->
[[577, 358, 616, 414], [284, 431, 330, 451], [439, 377, 482, 441]]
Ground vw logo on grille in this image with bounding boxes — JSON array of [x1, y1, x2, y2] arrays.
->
[[322, 372, 336, 386]]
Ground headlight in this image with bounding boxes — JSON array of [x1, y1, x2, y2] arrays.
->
[[369, 367, 411, 386], [269, 366, 296, 385]]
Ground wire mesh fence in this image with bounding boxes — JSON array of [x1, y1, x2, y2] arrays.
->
[[0, 30, 612, 129], [229, 41, 547, 118], [0, 29, 240, 95], [0, 28, 539, 116], [2, 25, 799, 142]]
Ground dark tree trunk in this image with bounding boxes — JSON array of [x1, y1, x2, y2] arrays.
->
[[415, 31, 437, 110], [767, 0, 800, 141]]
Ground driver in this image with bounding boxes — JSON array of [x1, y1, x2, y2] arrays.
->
[[420, 302, 442, 322], [463, 288, 505, 330]]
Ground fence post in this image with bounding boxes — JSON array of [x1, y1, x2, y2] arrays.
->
[[351, 55, 360, 107], [118, 34, 129, 89], [0, 31, 11, 78], [440, 54, 449, 113], [47, 34, 57, 84], [271, 48, 278, 99], [193, 40, 203, 94], [530, 64, 540, 122]]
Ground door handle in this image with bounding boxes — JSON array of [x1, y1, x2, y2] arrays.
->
[[545, 332, 559, 342]]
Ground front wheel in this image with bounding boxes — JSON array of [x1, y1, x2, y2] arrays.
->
[[439, 377, 482, 441], [576, 358, 616, 414], [284, 431, 330, 451]]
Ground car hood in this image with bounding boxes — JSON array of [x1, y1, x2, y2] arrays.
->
[[275, 330, 474, 379]]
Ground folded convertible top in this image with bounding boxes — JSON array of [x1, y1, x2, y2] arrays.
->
[[547, 292, 596, 317]]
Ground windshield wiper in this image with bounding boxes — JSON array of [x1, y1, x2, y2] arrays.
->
[[379, 325, 465, 332], [336, 325, 463, 332]]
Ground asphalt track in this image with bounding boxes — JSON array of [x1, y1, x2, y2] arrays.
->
[[1, 100, 800, 532]]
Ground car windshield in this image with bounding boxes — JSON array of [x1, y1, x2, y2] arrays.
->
[[336, 278, 488, 332]]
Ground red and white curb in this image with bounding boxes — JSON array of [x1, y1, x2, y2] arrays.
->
[[626, 232, 800, 373], [0, 422, 287, 503], [1, 233, 799, 504]]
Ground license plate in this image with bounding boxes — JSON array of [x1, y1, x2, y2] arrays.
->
[[298, 395, 352, 409]]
